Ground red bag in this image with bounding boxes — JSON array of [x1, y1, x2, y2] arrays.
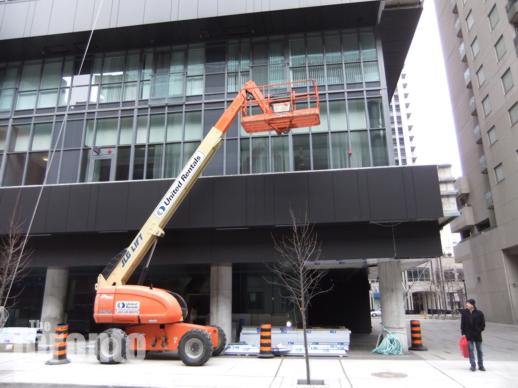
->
[[459, 335, 469, 358]]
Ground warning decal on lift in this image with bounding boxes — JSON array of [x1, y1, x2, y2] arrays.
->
[[115, 301, 140, 314]]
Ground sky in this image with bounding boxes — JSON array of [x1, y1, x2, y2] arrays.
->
[[403, 0, 462, 177]]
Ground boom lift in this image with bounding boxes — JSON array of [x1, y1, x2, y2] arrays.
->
[[93, 80, 320, 366]]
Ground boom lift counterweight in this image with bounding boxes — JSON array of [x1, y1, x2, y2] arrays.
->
[[93, 80, 319, 366]]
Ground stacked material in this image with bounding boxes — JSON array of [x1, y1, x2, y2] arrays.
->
[[0, 327, 41, 352], [226, 327, 350, 357]]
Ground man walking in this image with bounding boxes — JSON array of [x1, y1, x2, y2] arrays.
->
[[461, 299, 486, 371]]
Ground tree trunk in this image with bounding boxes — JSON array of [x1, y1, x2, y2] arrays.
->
[[301, 311, 310, 385]]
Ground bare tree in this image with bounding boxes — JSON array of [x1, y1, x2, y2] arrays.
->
[[0, 221, 31, 328], [267, 211, 330, 385]]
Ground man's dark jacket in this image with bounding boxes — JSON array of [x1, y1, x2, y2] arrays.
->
[[461, 308, 485, 342]]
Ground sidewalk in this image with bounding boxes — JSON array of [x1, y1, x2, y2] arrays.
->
[[0, 318, 516, 388]]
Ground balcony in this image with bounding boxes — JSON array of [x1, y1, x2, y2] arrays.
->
[[450, 206, 475, 233], [480, 155, 488, 174], [469, 96, 477, 116], [473, 124, 481, 144], [507, 0, 518, 25], [464, 68, 472, 88], [454, 18, 463, 37], [455, 176, 470, 198], [451, 0, 458, 14], [485, 191, 494, 209], [459, 42, 467, 62]]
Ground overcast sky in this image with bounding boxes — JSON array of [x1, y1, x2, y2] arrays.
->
[[404, 0, 462, 177]]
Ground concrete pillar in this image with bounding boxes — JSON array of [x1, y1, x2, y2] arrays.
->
[[378, 260, 408, 352], [40, 267, 68, 335], [210, 263, 232, 342]]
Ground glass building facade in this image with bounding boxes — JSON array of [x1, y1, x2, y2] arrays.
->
[[0, 28, 390, 187]]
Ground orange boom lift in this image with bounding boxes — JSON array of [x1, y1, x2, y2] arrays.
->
[[93, 80, 319, 366]]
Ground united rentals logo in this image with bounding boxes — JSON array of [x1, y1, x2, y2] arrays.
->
[[155, 151, 205, 218]]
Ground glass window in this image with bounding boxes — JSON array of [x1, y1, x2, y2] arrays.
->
[[102, 54, 124, 83], [487, 126, 497, 145], [169, 73, 184, 97], [324, 33, 341, 64], [476, 65, 485, 87], [363, 62, 380, 82], [293, 134, 310, 171], [370, 130, 388, 166], [290, 67, 306, 83], [240, 138, 250, 174], [308, 66, 325, 85], [141, 51, 154, 81], [186, 47, 204, 96], [271, 135, 289, 172], [40, 60, 62, 89], [289, 38, 305, 66], [312, 102, 328, 133], [501, 68, 513, 94], [252, 41, 267, 65], [328, 100, 347, 131], [312, 133, 329, 170], [59, 150, 80, 183], [24, 152, 48, 185], [69, 86, 89, 105], [343, 33, 360, 62], [494, 163, 504, 183], [167, 112, 183, 142], [0, 89, 15, 111], [37, 89, 58, 108], [326, 64, 344, 85], [64, 119, 84, 148], [182, 141, 200, 165], [225, 139, 238, 175], [0, 66, 18, 89], [269, 64, 286, 85], [136, 115, 148, 144], [349, 131, 370, 167], [99, 83, 122, 103], [367, 98, 384, 128], [331, 132, 348, 169], [348, 99, 367, 130], [146, 144, 163, 179], [91, 157, 112, 182], [510, 102, 518, 126], [345, 63, 362, 85], [495, 35, 506, 61], [149, 114, 165, 143], [125, 52, 140, 82], [85, 120, 94, 147], [3, 154, 26, 186], [95, 118, 118, 146], [488, 5, 499, 31], [123, 82, 138, 101], [171, 49, 185, 73], [466, 10, 474, 31], [19, 61, 41, 91], [482, 95, 492, 116], [471, 37, 480, 57], [16, 91, 37, 110], [164, 143, 182, 178], [251, 137, 269, 173], [0, 125, 7, 151], [269, 40, 284, 65], [133, 145, 146, 179], [360, 32, 376, 61], [307, 35, 324, 65], [184, 111, 202, 141], [119, 116, 133, 145], [32, 123, 52, 151], [9, 124, 30, 152]]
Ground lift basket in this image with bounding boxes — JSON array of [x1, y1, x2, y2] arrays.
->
[[241, 80, 320, 135]]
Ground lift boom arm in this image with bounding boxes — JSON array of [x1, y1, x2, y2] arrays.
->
[[95, 81, 268, 289]]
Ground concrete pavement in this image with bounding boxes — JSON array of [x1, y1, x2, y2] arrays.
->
[[0, 317, 517, 388]]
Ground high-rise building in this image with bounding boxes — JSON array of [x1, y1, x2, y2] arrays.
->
[[0, 0, 441, 346], [435, 0, 518, 323], [389, 70, 417, 165]]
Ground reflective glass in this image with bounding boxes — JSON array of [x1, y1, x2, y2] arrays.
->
[[331, 132, 348, 169], [9, 124, 30, 151], [182, 141, 200, 165], [271, 135, 289, 172], [311, 102, 328, 133], [326, 64, 344, 85], [328, 101, 347, 131], [184, 111, 202, 141], [3, 153, 26, 186], [99, 83, 122, 103], [349, 131, 370, 167], [16, 91, 37, 110], [146, 144, 163, 179], [371, 130, 388, 166], [293, 134, 310, 171], [19, 62, 41, 91], [37, 89, 58, 108], [342, 33, 360, 62], [85, 120, 94, 147], [363, 62, 379, 82], [70, 86, 89, 105], [25, 152, 48, 185], [307, 35, 323, 65], [0, 89, 15, 111], [167, 112, 183, 142], [32, 123, 52, 151], [119, 117, 134, 145], [345, 63, 362, 84], [0, 67, 18, 89], [125, 53, 140, 81], [41, 61, 62, 89], [251, 137, 269, 173], [102, 55, 124, 83], [164, 143, 182, 178], [123, 82, 137, 101], [240, 138, 250, 174], [0, 125, 6, 150], [136, 116, 148, 144], [149, 114, 165, 143], [312, 133, 329, 170], [59, 150, 80, 183], [360, 32, 377, 61], [325, 34, 342, 64], [95, 118, 118, 146], [348, 99, 367, 130], [290, 38, 305, 66], [133, 145, 146, 179], [367, 98, 384, 128]]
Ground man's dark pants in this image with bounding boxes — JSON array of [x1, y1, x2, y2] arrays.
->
[[468, 341, 483, 369]]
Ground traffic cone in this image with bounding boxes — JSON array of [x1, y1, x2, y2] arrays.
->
[[409, 320, 427, 351], [46, 323, 70, 365], [258, 324, 274, 358]]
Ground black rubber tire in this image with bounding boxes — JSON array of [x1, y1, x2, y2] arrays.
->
[[178, 329, 213, 366], [211, 325, 227, 356], [96, 328, 127, 364]]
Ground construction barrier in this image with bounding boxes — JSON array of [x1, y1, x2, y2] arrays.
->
[[258, 324, 274, 358], [46, 324, 70, 365], [409, 320, 427, 351]]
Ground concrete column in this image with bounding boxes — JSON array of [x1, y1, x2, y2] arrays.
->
[[40, 267, 68, 335], [210, 263, 232, 342], [378, 260, 408, 352]]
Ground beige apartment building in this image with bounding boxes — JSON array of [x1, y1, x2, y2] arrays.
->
[[435, 0, 518, 323]]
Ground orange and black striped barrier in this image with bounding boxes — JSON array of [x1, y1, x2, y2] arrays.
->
[[46, 323, 70, 365], [258, 323, 274, 358], [409, 320, 427, 351]]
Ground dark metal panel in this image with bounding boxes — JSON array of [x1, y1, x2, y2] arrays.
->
[[213, 176, 246, 228], [125, 181, 164, 229], [45, 185, 70, 233], [402, 167, 417, 220], [31, 189, 51, 235], [245, 174, 275, 226], [367, 168, 407, 221], [95, 183, 129, 231], [357, 170, 371, 220], [273, 173, 309, 225], [412, 166, 443, 220], [332, 170, 361, 222], [188, 178, 214, 228], [67, 184, 92, 232], [308, 171, 334, 223]]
